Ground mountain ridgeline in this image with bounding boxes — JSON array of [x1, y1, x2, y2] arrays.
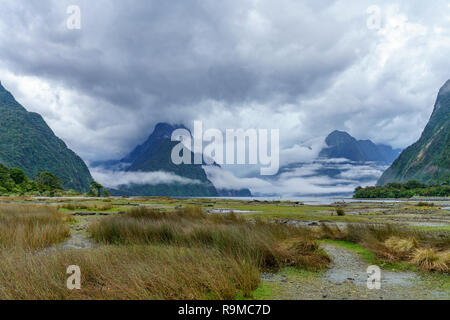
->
[[319, 130, 401, 163], [0, 82, 92, 192], [378, 79, 450, 186]]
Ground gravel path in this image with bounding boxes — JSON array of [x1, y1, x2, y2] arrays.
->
[[261, 243, 449, 300], [61, 218, 95, 250]]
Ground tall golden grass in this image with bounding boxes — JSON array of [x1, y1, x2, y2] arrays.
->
[[0, 205, 329, 300], [89, 207, 330, 271], [58, 203, 113, 211], [0, 204, 71, 250], [0, 246, 259, 300]]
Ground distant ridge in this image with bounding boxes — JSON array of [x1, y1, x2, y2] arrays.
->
[[319, 130, 401, 163]]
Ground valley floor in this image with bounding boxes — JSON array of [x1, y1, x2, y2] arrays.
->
[[0, 195, 448, 300]]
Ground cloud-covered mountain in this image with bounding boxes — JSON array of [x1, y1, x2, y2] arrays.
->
[[92, 123, 218, 196], [204, 131, 399, 197], [319, 130, 401, 163], [0, 82, 92, 192], [378, 79, 450, 186], [92, 123, 252, 197]]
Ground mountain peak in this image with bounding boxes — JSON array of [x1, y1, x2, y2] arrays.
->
[[320, 130, 400, 163], [121, 122, 187, 165], [439, 79, 450, 96], [328, 130, 352, 137], [325, 130, 357, 147], [0, 81, 17, 106], [153, 122, 188, 139], [378, 80, 450, 185]]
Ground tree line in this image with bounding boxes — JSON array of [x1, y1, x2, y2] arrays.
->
[[354, 180, 450, 199], [0, 164, 108, 197]]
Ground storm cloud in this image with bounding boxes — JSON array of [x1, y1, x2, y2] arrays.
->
[[0, 0, 450, 168]]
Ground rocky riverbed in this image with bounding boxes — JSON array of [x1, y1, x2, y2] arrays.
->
[[260, 244, 449, 300]]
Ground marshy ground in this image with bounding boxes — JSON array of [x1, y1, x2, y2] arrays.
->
[[0, 196, 448, 300]]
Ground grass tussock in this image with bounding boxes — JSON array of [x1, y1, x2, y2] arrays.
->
[[89, 206, 330, 272], [319, 223, 449, 273], [384, 237, 418, 254], [410, 249, 449, 273], [0, 246, 260, 300], [0, 204, 71, 250], [416, 202, 434, 207], [58, 202, 112, 211]]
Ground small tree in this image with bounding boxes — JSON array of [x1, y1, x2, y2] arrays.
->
[[89, 181, 104, 197], [36, 172, 63, 192]]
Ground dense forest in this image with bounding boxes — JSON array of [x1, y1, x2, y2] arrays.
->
[[0, 164, 65, 196], [0, 164, 107, 197], [354, 180, 450, 199]]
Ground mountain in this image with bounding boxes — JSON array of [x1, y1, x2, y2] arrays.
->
[[98, 123, 252, 197], [0, 82, 92, 192], [377, 80, 450, 186], [217, 188, 252, 197], [107, 123, 218, 196], [319, 130, 401, 163], [266, 131, 400, 197]]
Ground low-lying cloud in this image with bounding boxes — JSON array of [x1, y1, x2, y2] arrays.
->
[[90, 167, 201, 188], [205, 159, 387, 196]]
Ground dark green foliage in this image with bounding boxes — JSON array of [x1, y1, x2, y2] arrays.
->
[[354, 180, 450, 198], [378, 80, 450, 186], [9, 168, 26, 184], [416, 202, 434, 207], [0, 82, 93, 192], [88, 181, 110, 197], [335, 208, 345, 216], [0, 164, 16, 193], [0, 164, 64, 195], [36, 172, 63, 192]]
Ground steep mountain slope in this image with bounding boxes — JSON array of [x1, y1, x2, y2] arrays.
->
[[378, 80, 450, 186], [319, 131, 401, 163], [0, 82, 92, 192]]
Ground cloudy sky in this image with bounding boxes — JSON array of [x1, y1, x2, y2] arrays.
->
[[0, 0, 449, 193]]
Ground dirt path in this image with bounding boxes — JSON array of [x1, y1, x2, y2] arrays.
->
[[260, 243, 449, 300]]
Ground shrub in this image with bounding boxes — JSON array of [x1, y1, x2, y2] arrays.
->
[[410, 249, 449, 272], [416, 202, 434, 207]]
